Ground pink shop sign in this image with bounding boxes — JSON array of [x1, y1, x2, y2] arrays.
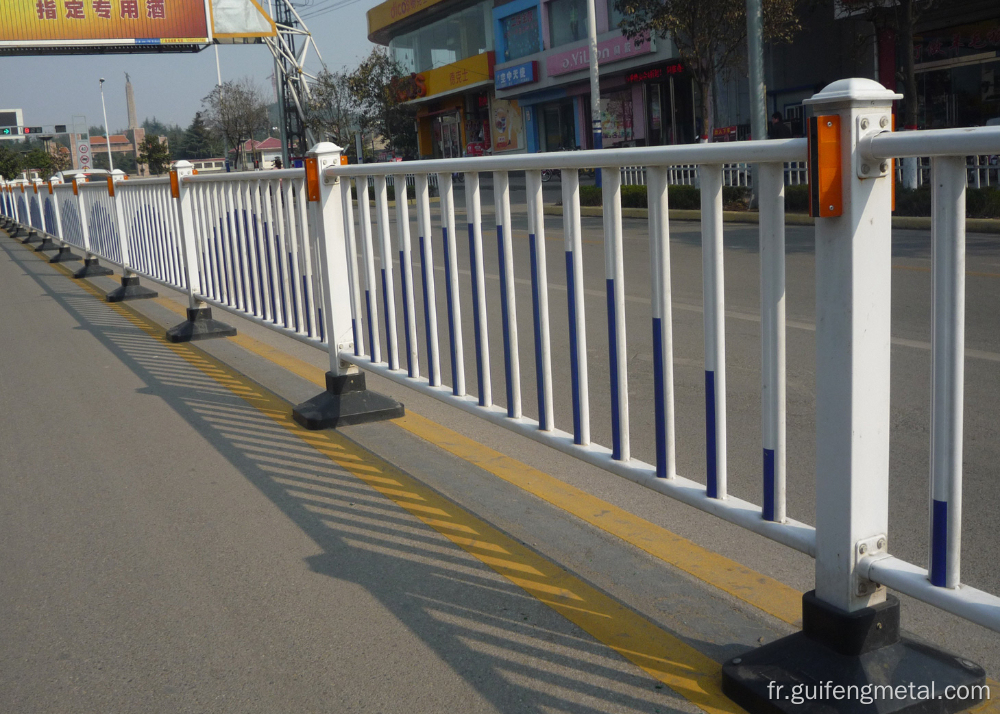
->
[[546, 32, 654, 77]]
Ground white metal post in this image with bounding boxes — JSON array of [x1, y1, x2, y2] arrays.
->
[[648, 166, 676, 478], [49, 180, 65, 242], [173, 160, 203, 308], [803, 78, 901, 612], [310, 143, 356, 377], [929, 156, 966, 589]]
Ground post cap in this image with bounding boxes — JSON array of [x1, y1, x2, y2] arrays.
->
[[307, 142, 344, 157], [803, 78, 902, 108], [170, 160, 194, 169]]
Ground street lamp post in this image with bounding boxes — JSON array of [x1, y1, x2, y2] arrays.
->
[[586, 0, 602, 186], [99, 78, 115, 174]]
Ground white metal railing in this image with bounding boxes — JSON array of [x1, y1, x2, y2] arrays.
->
[[896, 154, 999, 188], [2, 78, 999, 642], [620, 161, 808, 188]]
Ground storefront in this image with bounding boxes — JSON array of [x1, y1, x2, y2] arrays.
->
[[913, 19, 1000, 128]]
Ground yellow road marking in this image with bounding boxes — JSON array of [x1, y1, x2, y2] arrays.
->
[[21, 250, 741, 714]]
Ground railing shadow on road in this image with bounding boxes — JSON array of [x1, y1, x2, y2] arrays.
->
[[1, 237, 725, 714]]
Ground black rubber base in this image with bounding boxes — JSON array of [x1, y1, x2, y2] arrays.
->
[[73, 258, 114, 278], [722, 592, 986, 714], [19, 228, 38, 242], [106, 275, 157, 302], [165, 306, 236, 343], [292, 372, 405, 429], [34, 237, 60, 252], [49, 247, 82, 263]]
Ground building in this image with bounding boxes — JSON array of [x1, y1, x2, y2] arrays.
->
[[368, 0, 496, 159], [231, 137, 285, 169], [493, 0, 708, 154]]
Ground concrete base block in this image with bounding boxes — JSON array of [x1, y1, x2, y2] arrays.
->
[[49, 247, 82, 263], [73, 258, 115, 278], [106, 275, 157, 302], [292, 372, 404, 430], [165, 306, 236, 343], [722, 593, 986, 714]]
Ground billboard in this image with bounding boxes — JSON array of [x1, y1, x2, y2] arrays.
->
[[0, 0, 212, 47]]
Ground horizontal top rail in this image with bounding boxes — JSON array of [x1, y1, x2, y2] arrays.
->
[[182, 167, 306, 184], [870, 126, 1000, 159], [116, 176, 171, 187], [324, 138, 808, 178]]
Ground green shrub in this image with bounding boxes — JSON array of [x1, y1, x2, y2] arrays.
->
[[784, 184, 810, 213]]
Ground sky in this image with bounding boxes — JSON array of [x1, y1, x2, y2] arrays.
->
[[0, 0, 376, 134]]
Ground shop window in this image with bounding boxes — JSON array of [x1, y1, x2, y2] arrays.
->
[[500, 7, 540, 62], [608, 1, 626, 31], [548, 0, 589, 48], [601, 90, 633, 146], [389, 2, 490, 74]]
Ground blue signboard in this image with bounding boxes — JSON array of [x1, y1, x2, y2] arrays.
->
[[495, 61, 537, 90]]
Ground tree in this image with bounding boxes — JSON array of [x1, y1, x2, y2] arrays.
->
[[346, 48, 418, 159], [138, 135, 172, 175], [615, 0, 800, 141], [0, 144, 21, 179], [21, 147, 55, 178], [306, 68, 357, 153], [201, 78, 270, 170], [178, 112, 220, 160]]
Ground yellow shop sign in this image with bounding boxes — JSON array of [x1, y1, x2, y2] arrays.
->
[[418, 52, 495, 99]]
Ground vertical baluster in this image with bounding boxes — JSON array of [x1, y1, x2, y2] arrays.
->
[[701, 164, 727, 499], [284, 179, 306, 333], [393, 174, 420, 378], [416, 174, 441, 386], [374, 176, 399, 370], [562, 168, 589, 445], [340, 179, 364, 356], [929, 156, 966, 589], [648, 167, 676, 478], [495, 170, 521, 419], [759, 163, 786, 519], [466, 171, 492, 406], [439, 172, 465, 396], [526, 170, 554, 431], [295, 178, 319, 337], [356, 176, 381, 361], [603, 168, 629, 461]]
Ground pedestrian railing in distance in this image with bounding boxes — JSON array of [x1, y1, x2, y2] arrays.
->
[[117, 177, 189, 285], [621, 161, 809, 188], [183, 170, 326, 343], [896, 153, 999, 188], [52, 183, 84, 250]]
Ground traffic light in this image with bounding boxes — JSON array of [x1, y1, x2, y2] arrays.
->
[[1, 127, 11, 135], [54, 125, 66, 133], [23, 126, 43, 134]]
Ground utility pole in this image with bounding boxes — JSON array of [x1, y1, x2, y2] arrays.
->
[[746, 0, 766, 205], [99, 77, 115, 173], [586, 0, 602, 186]]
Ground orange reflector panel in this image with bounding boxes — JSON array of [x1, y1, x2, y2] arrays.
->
[[340, 155, 349, 165], [170, 170, 180, 199], [808, 115, 842, 218], [107, 176, 115, 196], [305, 157, 320, 202], [72, 182, 78, 196], [891, 114, 896, 213], [48, 181, 54, 194]]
